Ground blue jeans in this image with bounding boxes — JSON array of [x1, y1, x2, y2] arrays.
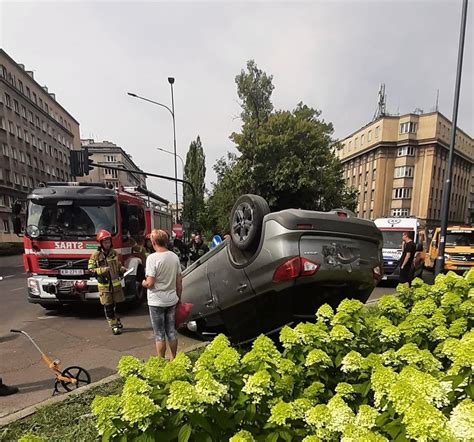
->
[[149, 305, 177, 342]]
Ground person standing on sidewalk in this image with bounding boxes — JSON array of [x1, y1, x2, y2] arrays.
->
[[142, 229, 182, 360], [88, 230, 126, 335], [399, 231, 416, 286]]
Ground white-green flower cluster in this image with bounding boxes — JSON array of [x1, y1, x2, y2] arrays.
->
[[86, 269, 473, 442]]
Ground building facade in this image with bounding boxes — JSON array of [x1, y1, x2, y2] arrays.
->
[[0, 49, 81, 242], [79, 140, 146, 189], [336, 112, 473, 228]]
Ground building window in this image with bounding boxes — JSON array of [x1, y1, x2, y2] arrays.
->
[[14, 100, 19, 113], [106, 155, 117, 162], [5, 93, 12, 108], [0, 117, 6, 131], [0, 65, 6, 78], [29, 177, 34, 188], [106, 168, 118, 178], [25, 132, 30, 144], [373, 168, 376, 180], [28, 111, 34, 123], [368, 130, 372, 142], [2, 144, 8, 156], [21, 105, 27, 118], [8, 121, 15, 134], [394, 166, 414, 178], [27, 154, 31, 165], [391, 208, 410, 217], [18, 80, 24, 93], [42, 121, 47, 132], [393, 188, 412, 199], [33, 157, 38, 168], [3, 219, 10, 233], [400, 122, 417, 134], [26, 86, 30, 98], [20, 152, 26, 163], [17, 126, 23, 139], [397, 146, 415, 156], [355, 137, 359, 148]]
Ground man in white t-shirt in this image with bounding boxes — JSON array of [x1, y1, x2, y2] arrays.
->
[[142, 229, 182, 360]]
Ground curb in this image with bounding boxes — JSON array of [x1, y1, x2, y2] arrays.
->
[[0, 340, 209, 428]]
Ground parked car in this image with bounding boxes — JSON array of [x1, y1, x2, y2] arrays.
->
[[181, 194, 383, 342]]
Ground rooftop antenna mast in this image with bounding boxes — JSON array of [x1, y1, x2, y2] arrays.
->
[[373, 83, 387, 120], [435, 89, 440, 112]]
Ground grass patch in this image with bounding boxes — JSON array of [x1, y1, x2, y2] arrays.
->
[[0, 379, 124, 442], [0, 347, 206, 442]]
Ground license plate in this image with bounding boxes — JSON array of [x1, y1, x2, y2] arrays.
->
[[59, 269, 84, 276], [382, 276, 388, 280]]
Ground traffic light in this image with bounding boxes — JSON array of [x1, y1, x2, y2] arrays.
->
[[85, 146, 94, 175], [69, 146, 94, 177]]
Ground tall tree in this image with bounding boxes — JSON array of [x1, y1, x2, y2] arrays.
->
[[235, 59, 274, 129], [183, 136, 206, 230]]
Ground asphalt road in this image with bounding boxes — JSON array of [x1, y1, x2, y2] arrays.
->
[[0, 255, 399, 418]]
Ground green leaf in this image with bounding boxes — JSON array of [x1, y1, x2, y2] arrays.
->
[[247, 403, 257, 421], [178, 424, 192, 442], [235, 410, 246, 423], [279, 430, 292, 442], [190, 415, 213, 435], [266, 431, 279, 442], [132, 431, 156, 442], [335, 352, 344, 367]]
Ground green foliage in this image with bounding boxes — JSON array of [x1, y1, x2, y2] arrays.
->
[[182, 135, 206, 229], [90, 270, 474, 440], [204, 60, 357, 231]]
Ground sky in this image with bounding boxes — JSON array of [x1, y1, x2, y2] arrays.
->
[[1, 0, 473, 204]]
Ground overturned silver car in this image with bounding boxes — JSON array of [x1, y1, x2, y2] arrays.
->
[[181, 194, 383, 342]]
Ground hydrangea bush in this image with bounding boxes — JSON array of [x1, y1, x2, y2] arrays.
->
[[92, 270, 474, 441]]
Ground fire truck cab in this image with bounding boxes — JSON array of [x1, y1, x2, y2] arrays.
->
[[16, 182, 171, 309]]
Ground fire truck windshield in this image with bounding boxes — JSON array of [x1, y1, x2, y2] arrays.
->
[[27, 200, 117, 239]]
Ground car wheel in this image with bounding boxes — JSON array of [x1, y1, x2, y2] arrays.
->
[[230, 194, 270, 251]]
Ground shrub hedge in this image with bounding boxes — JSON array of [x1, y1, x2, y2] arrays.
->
[[91, 270, 474, 441]]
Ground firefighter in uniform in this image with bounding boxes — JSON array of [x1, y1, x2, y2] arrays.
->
[[88, 229, 126, 335], [131, 235, 147, 265]]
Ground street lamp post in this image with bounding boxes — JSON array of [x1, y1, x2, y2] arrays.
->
[[157, 147, 185, 180], [435, 0, 469, 276], [127, 77, 179, 223]]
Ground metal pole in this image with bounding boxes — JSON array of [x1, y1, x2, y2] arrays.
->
[[169, 78, 179, 224], [435, 0, 469, 276]]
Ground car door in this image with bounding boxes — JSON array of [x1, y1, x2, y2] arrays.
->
[[206, 244, 257, 340]]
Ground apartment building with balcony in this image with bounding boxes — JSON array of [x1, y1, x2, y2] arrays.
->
[[336, 111, 473, 228], [0, 49, 81, 242]]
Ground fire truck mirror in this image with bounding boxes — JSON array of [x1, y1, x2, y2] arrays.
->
[[13, 217, 22, 235]]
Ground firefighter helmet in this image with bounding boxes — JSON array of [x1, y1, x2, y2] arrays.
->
[[96, 229, 112, 242]]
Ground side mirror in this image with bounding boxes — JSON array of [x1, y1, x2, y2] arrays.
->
[[13, 217, 22, 235], [12, 201, 22, 216]]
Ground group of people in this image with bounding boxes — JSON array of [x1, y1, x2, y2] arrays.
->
[[88, 228, 183, 360]]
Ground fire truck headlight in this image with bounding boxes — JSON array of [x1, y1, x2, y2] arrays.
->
[[28, 279, 40, 296], [26, 225, 40, 238]]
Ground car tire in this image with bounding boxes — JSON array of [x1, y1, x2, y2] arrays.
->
[[230, 194, 270, 251]]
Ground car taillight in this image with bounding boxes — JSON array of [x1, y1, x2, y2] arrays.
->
[[273, 257, 319, 283]]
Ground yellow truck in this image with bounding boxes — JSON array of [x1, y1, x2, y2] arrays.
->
[[425, 226, 474, 273]]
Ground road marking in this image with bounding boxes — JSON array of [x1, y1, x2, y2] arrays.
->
[[37, 316, 59, 320], [10, 287, 24, 292], [0, 275, 15, 279]]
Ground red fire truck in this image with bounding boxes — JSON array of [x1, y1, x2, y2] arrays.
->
[[13, 182, 172, 309]]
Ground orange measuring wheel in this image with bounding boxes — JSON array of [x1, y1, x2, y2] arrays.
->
[[11, 329, 91, 395]]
